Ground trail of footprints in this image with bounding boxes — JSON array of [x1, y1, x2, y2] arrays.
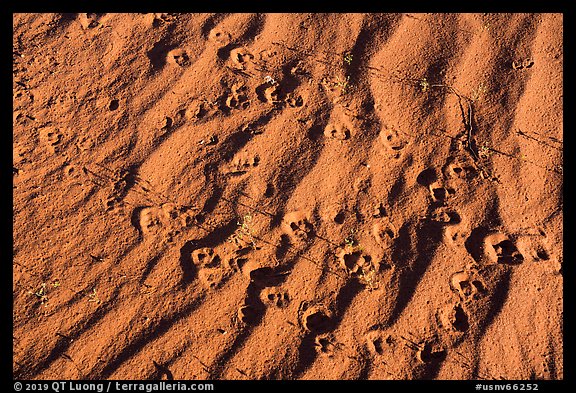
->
[[72, 18, 557, 377]]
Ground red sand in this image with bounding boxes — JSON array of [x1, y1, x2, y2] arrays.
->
[[13, 13, 563, 380]]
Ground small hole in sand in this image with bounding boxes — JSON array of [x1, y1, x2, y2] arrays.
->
[[109, 99, 119, 111]]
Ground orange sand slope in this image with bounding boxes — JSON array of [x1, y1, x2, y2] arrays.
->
[[13, 13, 563, 380]]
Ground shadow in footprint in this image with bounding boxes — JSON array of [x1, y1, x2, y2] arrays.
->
[[416, 168, 438, 187], [464, 227, 492, 263], [179, 241, 199, 285], [147, 39, 178, 70]]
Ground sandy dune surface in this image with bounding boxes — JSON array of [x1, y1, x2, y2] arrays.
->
[[13, 13, 563, 380]]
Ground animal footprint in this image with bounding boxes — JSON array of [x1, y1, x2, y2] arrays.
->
[[443, 157, 477, 180], [429, 206, 461, 226], [39, 127, 62, 153], [337, 247, 371, 275], [198, 267, 227, 290], [283, 211, 313, 241], [284, 92, 304, 108], [380, 127, 408, 158], [237, 304, 260, 325], [208, 28, 231, 47], [301, 305, 332, 334], [449, 270, 486, 302], [428, 182, 456, 203], [323, 122, 351, 140], [225, 152, 260, 175], [191, 247, 221, 268], [372, 219, 396, 247], [229, 47, 254, 70], [167, 48, 190, 67], [365, 331, 388, 356], [484, 233, 524, 265], [225, 82, 249, 110], [512, 59, 534, 70], [261, 288, 290, 308], [137, 206, 164, 235], [315, 335, 336, 357], [256, 80, 280, 104]]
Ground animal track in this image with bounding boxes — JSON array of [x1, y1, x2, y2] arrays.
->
[[191, 247, 221, 268], [449, 269, 487, 302], [208, 28, 231, 46], [261, 288, 290, 308], [300, 305, 332, 334], [229, 47, 254, 70], [440, 302, 470, 333], [282, 211, 313, 241], [225, 152, 260, 175], [372, 219, 396, 247], [443, 157, 477, 180], [365, 331, 390, 356], [284, 92, 304, 108], [314, 335, 336, 357], [224, 82, 249, 110], [337, 247, 372, 276], [512, 59, 534, 70], [39, 126, 63, 153], [429, 206, 461, 226], [380, 127, 408, 158], [323, 122, 351, 140], [167, 48, 191, 67], [138, 206, 164, 234], [428, 182, 456, 203], [483, 233, 524, 265], [256, 80, 280, 104], [237, 304, 260, 325]]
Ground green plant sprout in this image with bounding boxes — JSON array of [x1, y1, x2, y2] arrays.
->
[[343, 52, 353, 66], [88, 289, 100, 304], [471, 82, 488, 102], [233, 213, 257, 249], [336, 76, 351, 94], [419, 78, 430, 92], [28, 283, 48, 306], [478, 143, 492, 158]]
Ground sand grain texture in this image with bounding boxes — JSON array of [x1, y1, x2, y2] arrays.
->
[[13, 13, 563, 380]]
